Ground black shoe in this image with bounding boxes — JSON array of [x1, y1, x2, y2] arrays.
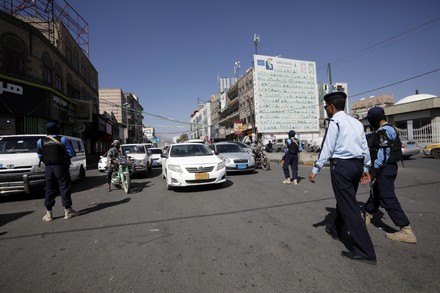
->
[[341, 251, 377, 265], [325, 224, 339, 240]]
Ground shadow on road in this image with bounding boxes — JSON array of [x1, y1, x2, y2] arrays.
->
[[0, 210, 34, 227], [79, 198, 131, 216]]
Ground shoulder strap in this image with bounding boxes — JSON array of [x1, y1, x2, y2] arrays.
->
[[47, 135, 61, 145]]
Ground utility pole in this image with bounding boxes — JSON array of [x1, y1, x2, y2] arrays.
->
[[327, 63, 333, 93]]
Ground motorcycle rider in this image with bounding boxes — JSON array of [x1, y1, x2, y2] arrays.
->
[[107, 140, 121, 191]]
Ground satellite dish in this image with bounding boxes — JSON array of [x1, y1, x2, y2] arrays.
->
[[74, 122, 86, 133]]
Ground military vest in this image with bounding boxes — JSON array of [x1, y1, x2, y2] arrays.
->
[[368, 124, 403, 165], [41, 136, 70, 165], [287, 138, 300, 154]]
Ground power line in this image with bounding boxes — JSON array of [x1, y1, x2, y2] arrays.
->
[[350, 68, 440, 98], [317, 16, 440, 72]]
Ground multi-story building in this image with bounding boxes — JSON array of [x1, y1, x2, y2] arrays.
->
[[124, 92, 144, 143], [98, 88, 128, 143], [190, 101, 212, 141], [0, 0, 101, 160]]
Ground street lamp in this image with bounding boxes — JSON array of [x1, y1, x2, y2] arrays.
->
[[234, 61, 240, 79], [254, 34, 260, 55]]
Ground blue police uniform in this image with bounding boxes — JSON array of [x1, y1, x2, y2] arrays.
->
[[312, 93, 376, 261], [282, 130, 302, 182], [366, 107, 410, 228], [37, 123, 76, 211]]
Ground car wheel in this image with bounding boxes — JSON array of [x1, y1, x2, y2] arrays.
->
[[432, 148, 440, 159], [79, 166, 86, 179]]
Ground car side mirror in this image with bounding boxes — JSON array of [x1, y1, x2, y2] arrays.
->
[[214, 151, 219, 155], [161, 154, 167, 158]]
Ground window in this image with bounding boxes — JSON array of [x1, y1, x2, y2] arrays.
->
[[54, 63, 63, 91], [1, 34, 25, 74], [72, 49, 79, 71], [42, 53, 52, 85], [65, 39, 72, 64]]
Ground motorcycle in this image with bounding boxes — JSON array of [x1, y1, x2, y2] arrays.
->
[[254, 149, 270, 171], [111, 155, 133, 194]]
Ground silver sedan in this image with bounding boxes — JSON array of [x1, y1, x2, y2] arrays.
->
[[209, 142, 256, 173]]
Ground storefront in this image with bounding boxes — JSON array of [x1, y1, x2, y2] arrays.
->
[[0, 75, 75, 134]]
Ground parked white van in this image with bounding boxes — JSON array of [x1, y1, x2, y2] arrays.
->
[[0, 134, 87, 195]]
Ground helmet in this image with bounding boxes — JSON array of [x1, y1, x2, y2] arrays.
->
[[367, 107, 386, 129], [45, 121, 60, 134], [288, 130, 296, 137]]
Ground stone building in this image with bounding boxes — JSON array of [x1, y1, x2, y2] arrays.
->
[[0, 0, 101, 160]]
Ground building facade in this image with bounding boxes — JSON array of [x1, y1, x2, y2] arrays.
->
[[0, 1, 100, 161]]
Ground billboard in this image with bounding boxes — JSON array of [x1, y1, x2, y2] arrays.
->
[[253, 55, 319, 133]]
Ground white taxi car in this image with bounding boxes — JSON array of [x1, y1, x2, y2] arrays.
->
[[161, 143, 226, 190]]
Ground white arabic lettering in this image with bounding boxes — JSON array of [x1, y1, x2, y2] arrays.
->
[[0, 82, 24, 95]]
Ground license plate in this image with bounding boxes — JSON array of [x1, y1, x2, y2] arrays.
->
[[195, 172, 209, 180], [237, 163, 247, 169]]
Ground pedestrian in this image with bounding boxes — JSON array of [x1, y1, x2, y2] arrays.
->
[[282, 130, 302, 185], [364, 107, 417, 243], [37, 121, 78, 221], [107, 140, 121, 191], [266, 140, 273, 153], [308, 92, 376, 264]]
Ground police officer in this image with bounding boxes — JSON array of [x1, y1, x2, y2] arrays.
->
[[308, 92, 376, 264], [365, 107, 417, 243], [37, 121, 78, 221], [282, 130, 302, 185]]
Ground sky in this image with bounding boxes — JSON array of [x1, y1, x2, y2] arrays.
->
[[69, 0, 440, 139]]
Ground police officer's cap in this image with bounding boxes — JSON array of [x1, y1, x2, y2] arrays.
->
[[324, 92, 347, 104], [45, 121, 59, 134], [366, 107, 385, 119], [288, 130, 296, 137]]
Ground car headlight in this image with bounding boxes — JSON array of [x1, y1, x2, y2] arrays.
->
[[168, 164, 183, 173], [217, 161, 225, 170], [222, 157, 231, 163]]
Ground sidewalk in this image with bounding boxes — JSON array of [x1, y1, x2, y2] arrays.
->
[[266, 151, 318, 166]]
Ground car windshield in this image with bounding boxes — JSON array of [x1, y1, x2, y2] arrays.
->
[[170, 144, 212, 157], [0, 136, 41, 153], [121, 145, 146, 154], [217, 144, 244, 153], [150, 149, 163, 154]]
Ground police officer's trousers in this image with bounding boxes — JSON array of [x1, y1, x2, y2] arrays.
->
[[282, 153, 299, 180], [330, 158, 376, 260], [44, 165, 72, 210], [372, 163, 410, 227]]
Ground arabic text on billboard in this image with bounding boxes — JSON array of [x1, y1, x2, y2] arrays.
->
[[253, 55, 319, 133]]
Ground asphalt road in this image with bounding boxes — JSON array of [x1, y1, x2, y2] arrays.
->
[[0, 154, 439, 292]]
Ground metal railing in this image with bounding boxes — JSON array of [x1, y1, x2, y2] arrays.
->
[[397, 121, 440, 144]]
